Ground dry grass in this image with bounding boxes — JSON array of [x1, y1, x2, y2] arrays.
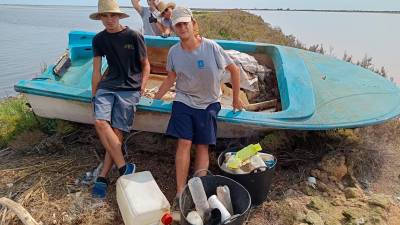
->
[[194, 10, 304, 47], [1, 118, 400, 224]]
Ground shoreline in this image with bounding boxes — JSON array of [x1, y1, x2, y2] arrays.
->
[[1, 4, 399, 14]]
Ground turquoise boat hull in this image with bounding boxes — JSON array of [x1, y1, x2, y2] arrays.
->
[[14, 31, 400, 136]]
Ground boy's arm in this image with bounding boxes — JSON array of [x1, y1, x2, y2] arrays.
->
[[226, 64, 244, 110], [141, 58, 150, 95], [154, 71, 176, 99], [155, 21, 167, 34], [92, 56, 102, 97], [131, 0, 142, 14]]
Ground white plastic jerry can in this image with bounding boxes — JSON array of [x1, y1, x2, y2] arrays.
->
[[116, 171, 172, 225]]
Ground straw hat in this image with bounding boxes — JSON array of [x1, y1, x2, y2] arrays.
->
[[157, 1, 176, 13], [90, 0, 129, 20]]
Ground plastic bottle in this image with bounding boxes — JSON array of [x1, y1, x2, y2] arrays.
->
[[250, 154, 267, 171], [91, 162, 103, 182], [216, 186, 233, 215], [81, 171, 93, 185], [188, 177, 210, 219], [236, 143, 262, 161], [186, 211, 203, 225], [116, 171, 171, 225], [221, 162, 248, 175], [208, 195, 231, 222], [259, 153, 276, 169], [227, 143, 263, 169]]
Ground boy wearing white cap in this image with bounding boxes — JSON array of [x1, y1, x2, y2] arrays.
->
[[90, 0, 150, 198], [155, 6, 243, 210]]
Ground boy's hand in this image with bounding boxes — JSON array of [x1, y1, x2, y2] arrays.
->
[[232, 98, 244, 112], [141, 87, 145, 96], [154, 92, 162, 100]]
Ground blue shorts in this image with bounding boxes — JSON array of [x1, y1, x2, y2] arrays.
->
[[93, 88, 140, 132], [166, 101, 221, 145]]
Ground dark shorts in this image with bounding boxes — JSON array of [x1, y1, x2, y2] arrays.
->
[[166, 101, 221, 145], [93, 88, 140, 132]]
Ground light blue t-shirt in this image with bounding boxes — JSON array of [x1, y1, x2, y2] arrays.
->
[[166, 38, 234, 109]]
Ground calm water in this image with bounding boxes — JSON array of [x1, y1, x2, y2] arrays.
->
[[0, 5, 399, 98], [250, 10, 400, 83], [0, 5, 142, 98]]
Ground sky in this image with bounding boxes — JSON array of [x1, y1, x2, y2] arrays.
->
[[1, 0, 400, 11]]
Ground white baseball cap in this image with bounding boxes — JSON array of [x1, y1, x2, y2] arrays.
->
[[171, 6, 193, 26]]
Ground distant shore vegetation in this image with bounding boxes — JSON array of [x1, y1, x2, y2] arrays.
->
[[194, 10, 388, 78]]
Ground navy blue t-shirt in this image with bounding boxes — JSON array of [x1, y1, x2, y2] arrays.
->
[[92, 27, 147, 91]]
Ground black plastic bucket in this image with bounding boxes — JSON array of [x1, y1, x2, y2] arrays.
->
[[217, 148, 276, 205], [179, 175, 251, 225]]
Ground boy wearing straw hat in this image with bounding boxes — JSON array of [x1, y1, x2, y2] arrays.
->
[[90, 0, 150, 198], [155, 1, 176, 37]]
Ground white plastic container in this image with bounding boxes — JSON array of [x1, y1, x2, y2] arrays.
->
[[188, 177, 210, 219], [186, 211, 203, 225], [116, 171, 172, 225], [208, 195, 232, 222]]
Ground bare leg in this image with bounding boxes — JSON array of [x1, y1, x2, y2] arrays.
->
[[194, 144, 209, 177], [99, 128, 124, 177], [94, 120, 125, 168], [175, 139, 192, 196]]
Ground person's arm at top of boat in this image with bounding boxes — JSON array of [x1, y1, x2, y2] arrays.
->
[[226, 64, 244, 111], [92, 56, 102, 98], [154, 71, 176, 100], [153, 19, 171, 37], [157, 17, 174, 37], [131, 0, 143, 15]]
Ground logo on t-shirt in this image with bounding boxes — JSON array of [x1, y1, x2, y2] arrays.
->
[[124, 44, 135, 50], [197, 60, 205, 69]]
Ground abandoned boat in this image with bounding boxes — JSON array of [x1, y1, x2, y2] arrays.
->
[[14, 31, 400, 138]]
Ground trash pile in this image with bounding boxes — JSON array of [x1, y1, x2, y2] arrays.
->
[[143, 87, 176, 101], [220, 143, 276, 175], [222, 50, 276, 104], [186, 177, 237, 225]]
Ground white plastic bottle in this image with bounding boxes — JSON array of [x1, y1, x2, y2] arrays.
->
[[250, 155, 267, 171], [116, 171, 172, 225], [186, 211, 203, 225], [188, 177, 210, 219], [208, 195, 232, 222], [216, 186, 233, 215]]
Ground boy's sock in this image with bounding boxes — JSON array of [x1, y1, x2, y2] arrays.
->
[[96, 176, 108, 184], [118, 163, 136, 176], [118, 165, 126, 176]]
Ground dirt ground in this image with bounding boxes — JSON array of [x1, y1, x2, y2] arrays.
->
[[1, 119, 400, 225]]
